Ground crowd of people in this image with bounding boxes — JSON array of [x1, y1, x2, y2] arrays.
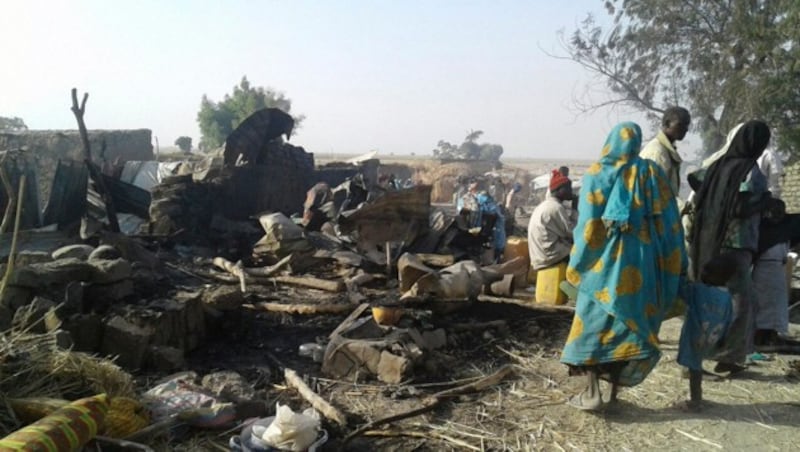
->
[[523, 109, 797, 411]]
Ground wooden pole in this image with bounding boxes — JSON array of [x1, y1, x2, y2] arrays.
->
[[70, 88, 120, 232], [284, 368, 348, 427], [0, 155, 15, 234], [0, 174, 26, 303]]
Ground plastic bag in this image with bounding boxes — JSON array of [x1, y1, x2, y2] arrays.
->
[[258, 403, 320, 451]]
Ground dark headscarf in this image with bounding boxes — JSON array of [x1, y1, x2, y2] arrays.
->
[[689, 120, 771, 279]]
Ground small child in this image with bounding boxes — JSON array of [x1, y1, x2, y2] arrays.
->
[[677, 253, 737, 408]]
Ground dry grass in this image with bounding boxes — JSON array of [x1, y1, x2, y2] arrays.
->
[[0, 309, 135, 434]]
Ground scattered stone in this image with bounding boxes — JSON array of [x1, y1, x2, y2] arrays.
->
[[16, 251, 54, 266], [10, 258, 95, 288], [101, 315, 154, 369], [89, 258, 133, 284], [63, 281, 85, 313], [201, 286, 244, 311], [0, 285, 33, 311], [52, 244, 95, 261], [148, 346, 186, 372], [377, 351, 412, 384], [201, 371, 255, 401], [84, 279, 135, 310], [89, 244, 122, 261], [11, 297, 57, 334], [63, 313, 104, 352], [54, 329, 73, 349]]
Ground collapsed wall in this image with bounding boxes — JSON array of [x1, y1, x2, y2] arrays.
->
[[0, 129, 154, 204]]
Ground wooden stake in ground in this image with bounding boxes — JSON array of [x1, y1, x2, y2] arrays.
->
[[70, 88, 120, 233], [343, 365, 514, 444], [0, 174, 26, 303], [284, 368, 348, 427]]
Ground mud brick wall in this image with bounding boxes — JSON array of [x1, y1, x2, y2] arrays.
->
[[0, 129, 154, 206], [784, 160, 800, 213]]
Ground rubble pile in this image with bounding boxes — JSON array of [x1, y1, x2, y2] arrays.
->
[[149, 174, 213, 240], [0, 107, 564, 450]]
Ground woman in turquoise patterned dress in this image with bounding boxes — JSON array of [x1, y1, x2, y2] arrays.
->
[[561, 122, 686, 410]]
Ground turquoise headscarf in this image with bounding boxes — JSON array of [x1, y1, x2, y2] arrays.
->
[[561, 122, 687, 386]]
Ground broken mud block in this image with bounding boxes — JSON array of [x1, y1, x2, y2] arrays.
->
[[147, 345, 186, 372], [0, 285, 33, 311], [89, 244, 122, 261], [201, 286, 244, 311], [101, 315, 154, 369], [323, 316, 429, 383], [52, 244, 95, 261], [201, 371, 256, 401], [10, 258, 95, 288], [62, 313, 104, 352], [89, 258, 133, 284], [53, 330, 73, 349], [15, 250, 54, 266], [84, 279, 135, 311], [115, 295, 206, 353], [397, 253, 437, 292], [377, 350, 412, 384], [11, 296, 57, 334]]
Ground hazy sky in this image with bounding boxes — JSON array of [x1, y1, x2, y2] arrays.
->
[[1, 0, 691, 160]]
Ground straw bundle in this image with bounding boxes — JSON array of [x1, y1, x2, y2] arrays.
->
[[0, 321, 135, 434]]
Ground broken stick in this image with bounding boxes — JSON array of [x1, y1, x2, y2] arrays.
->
[[272, 275, 345, 292], [243, 254, 292, 277], [0, 154, 15, 234], [249, 302, 357, 315], [212, 257, 247, 292], [284, 368, 347, 427], [343, 365, 514, 443], [71, 88, 120, 233], [0, 174, 26, 303]]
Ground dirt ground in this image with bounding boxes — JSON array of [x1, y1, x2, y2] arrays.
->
[[169, 289, 800, 452]]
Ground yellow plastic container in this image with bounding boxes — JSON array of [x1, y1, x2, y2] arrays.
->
[[503, 236, 530, 265], [535, 261, 568, 305]]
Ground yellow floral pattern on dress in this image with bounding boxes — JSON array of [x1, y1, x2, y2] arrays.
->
[[601, 144, 611, 157], [613, 342, 641, 360], [616, 266, 643, 295], [609, 240, 623, 261], [587, 189, 605, 205], [595, 287, 612, 303], [587, 162, 602, 175], [590, 258, 604, 273], [645, 303, 658, 317], [566, 266, 581, 286], [620, 126, 635, 141], [664, 247, 683, 275], [566, 315, 583, 344], [625, 319, 639, 332], [599, 329, 616, 345], [623, 166, 637, 191], [583, 218, 606, 250]]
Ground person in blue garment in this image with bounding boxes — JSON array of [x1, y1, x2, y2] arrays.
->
[[561, 122, 686, 411]]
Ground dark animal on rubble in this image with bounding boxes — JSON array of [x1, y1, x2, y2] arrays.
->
[[223, 107, 295, 166]]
